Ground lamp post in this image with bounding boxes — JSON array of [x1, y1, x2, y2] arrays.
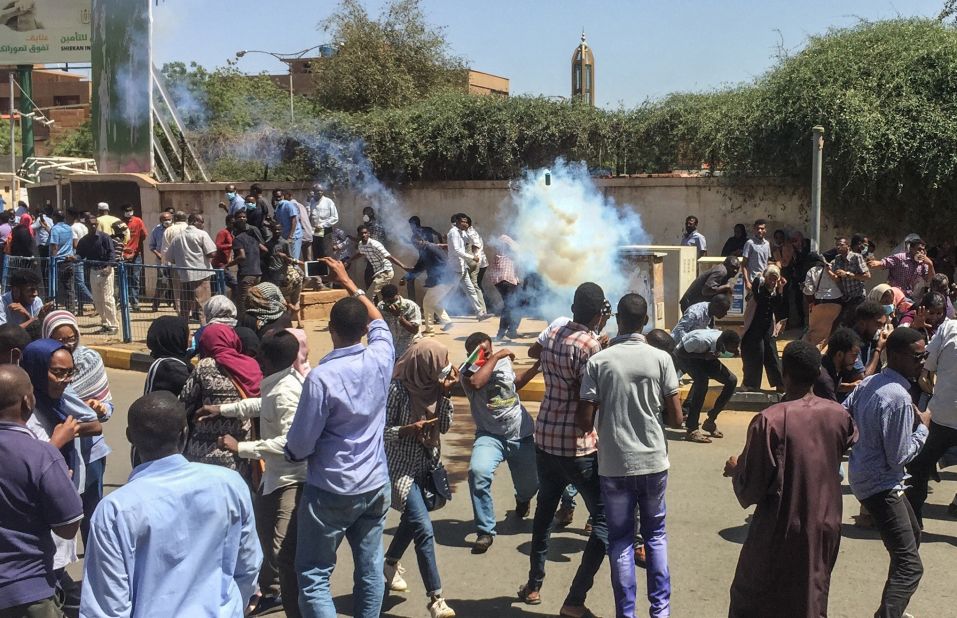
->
[[234, 45, 332, 123]]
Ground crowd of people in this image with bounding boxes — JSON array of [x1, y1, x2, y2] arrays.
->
[[2, 199, 957, 618]]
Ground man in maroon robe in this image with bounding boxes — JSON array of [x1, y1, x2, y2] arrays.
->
[[724, 340, 857, 617]]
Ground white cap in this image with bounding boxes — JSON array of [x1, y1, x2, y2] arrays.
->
[[97, 202, 109, 211]]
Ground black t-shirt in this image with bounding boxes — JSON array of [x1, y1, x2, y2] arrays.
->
[[681, 265, 730, 310], [233, 228, 264, 277]]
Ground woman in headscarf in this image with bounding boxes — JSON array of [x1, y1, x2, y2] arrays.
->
[[382, 339, 457, 618], [235, 326, 261, 359], [42, 310, 114, 545], [180, 323, 262, 478], [242, 282, 293, 336], [21, 338, 102, 618], [867, 283, 896, 317], [144, 315, 192, 396], [204, 295, 238, 326], [741, 264, 786, 391], [189, 295, 239, 353], [287, 327, 311, 376]]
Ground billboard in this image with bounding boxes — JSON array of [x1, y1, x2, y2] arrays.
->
[[92, 0, 152, 174], [0, 1, 91, 64]]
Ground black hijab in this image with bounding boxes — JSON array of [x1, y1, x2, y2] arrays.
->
[[147, 316, 190, 363]]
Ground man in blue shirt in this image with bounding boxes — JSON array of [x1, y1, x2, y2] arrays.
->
[[843, 327, 930, 618], [0, 364, 83, 617], [286, 257, 393, 618], [49, 211, 76, 313], [220, 183, 247, 216], [81, 391, 262, 618], [275, 190, 303, 261]]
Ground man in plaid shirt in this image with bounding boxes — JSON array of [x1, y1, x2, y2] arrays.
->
[[354, 224, 409, 301], [868, 236, 934, 298], [831, 235, 871, 321], [518, 282, 608, 617]]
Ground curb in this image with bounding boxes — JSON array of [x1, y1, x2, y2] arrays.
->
[[88, 345, 153, 373]]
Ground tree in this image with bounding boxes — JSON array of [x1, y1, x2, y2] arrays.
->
[[313, 0, 467, 112], [49, 120, 93, 158]]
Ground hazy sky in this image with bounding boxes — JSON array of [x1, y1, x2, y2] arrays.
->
[[153, 0, 944, 108]]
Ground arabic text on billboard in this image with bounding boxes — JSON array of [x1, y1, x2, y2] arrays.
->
[[0, 1, 91, 64]]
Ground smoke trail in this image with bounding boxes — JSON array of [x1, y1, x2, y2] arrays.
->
[[505, 159, 651, 323]]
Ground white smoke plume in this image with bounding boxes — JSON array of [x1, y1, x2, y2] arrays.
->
[[504, 159, 651, 322]]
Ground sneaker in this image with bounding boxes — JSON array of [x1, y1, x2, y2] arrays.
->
[[506, 330, 521, 339], [515, 499, 530, 519], [384, 560, 408, 592], [472, 533, 494, 554], [428, 597, 456, 618], [554, 505, 574, 528], [441, 321, 454, 332], [686, 429, 713, 444], [495, 330, 508, 341]]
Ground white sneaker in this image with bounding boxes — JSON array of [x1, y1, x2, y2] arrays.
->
[[384, 560, 408, 592], [428, 597, 456, 618]]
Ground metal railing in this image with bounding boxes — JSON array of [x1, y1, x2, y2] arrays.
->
[[2, 255, 226, 343]]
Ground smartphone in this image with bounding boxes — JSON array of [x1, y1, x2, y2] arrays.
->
[[304, 261, 330, 278]]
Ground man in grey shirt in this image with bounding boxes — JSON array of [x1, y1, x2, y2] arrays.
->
[[460, 331, 540, 554], [576, 293, 682, 618], [741, 219, 771, 292]]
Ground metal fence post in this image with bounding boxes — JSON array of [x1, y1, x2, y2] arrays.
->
[[117, 261, 132, 343], [48, 257, 57, 305]]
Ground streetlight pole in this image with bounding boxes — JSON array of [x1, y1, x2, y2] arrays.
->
[[811, 126, 824, 252], [234, 45, 331, 124]]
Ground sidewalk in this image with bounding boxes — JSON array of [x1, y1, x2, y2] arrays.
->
[[91, 307, 790, 409]]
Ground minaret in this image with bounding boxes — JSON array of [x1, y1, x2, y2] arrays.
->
[[571, 31, 595, 106]]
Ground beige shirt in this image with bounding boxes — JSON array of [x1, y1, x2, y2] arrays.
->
[[161, 221, 189, 258], [220, 368, 307, 495]]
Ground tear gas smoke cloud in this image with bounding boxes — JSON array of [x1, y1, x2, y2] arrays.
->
[[504, 159, 651, 323]]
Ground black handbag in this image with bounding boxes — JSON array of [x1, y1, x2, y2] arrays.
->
[[421, 460, 452, 512]]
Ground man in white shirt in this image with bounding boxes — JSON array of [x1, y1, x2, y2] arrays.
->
[[166, 213, 217, 323], [81, 391, 262, 618], [680, 215, 707, 257], [198, 331, 306, 617], [906, 316, 957, 524], [308, 184, 339, 259], [464, 215, 489, 316], [447, 213, 487, 319], [161, 210, 189, 257]]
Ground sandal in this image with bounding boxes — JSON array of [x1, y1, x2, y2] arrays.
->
[[702, 418, 724, 439], [686, 429, 712, 443], [517, 584, 541, 605]]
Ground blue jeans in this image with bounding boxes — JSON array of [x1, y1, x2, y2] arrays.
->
[[126, 255, 143, 306], [74, 262, 94, 308], [385, 481, 443, 597], [528, 449, 607, 607], [600, 472, 670, 618], [296, 483, 389, 618], [469, 433, 539, 535]]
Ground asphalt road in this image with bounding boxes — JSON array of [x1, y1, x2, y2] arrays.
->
[[80, 368, 957, 618]]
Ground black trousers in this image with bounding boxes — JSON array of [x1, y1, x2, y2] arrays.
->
[[495, 280, 519, 334], [741, 325, 782, 390], [683, 357, 737, 429], [861, 489, 923, 618], [906, 421, 957, 525]]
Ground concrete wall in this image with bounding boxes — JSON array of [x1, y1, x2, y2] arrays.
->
[[33, 174, 873, 326]]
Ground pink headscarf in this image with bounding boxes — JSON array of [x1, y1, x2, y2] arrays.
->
[[891, 287, 912, 313], [286, 328, 311, 376], [199, 324, 263, 397]]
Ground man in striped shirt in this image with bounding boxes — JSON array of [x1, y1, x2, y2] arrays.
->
[[354, 224, 409, 302], [518, 282, 607, 617]]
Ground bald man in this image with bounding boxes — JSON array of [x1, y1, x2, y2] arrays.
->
[[0, 365, 83, 617], [81, 392, 262, 618]]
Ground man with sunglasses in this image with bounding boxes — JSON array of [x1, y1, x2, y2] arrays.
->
[[843, 327, 930, 617]]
